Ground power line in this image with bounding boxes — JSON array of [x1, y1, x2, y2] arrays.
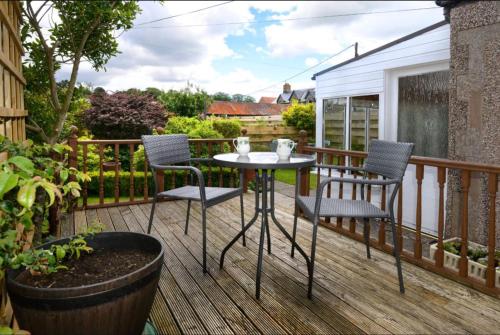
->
[[135, 1, 234, 26], [245, 44, 355, 96], [135, 6, 440, 29]]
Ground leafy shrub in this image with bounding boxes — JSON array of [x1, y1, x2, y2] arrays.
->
[[158, 84, 212, 117], [211, 118, 241, 138], [84, 92, 166, 139], [165, 116, 240, 139], [187, 122, 222, 139], [282, 101, 315, 132], [164, 116, 201, 134]]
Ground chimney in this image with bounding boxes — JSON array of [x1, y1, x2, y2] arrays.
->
[[283, 82, 291, 94]]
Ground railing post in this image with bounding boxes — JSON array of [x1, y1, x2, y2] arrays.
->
[[297, 130, 310, 196], [486, 173, 497, 288], [459, 170, 470, 277], [68, 126, 78, 172]]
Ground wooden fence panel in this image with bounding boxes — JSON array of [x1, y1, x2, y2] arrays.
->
[[239, 119, 300, 145], [0, 1, 26, 142]]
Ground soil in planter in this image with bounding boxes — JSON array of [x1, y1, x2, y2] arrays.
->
[[15, 248, 156, 288]]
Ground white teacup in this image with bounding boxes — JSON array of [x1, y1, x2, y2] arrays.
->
[[233, 137, 250, 156], [276, 138, 296, 160]]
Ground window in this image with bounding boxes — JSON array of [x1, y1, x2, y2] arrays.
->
[[397, 70, 449, 158]]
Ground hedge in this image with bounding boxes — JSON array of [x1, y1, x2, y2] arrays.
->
[[85, 166, 240, 198]]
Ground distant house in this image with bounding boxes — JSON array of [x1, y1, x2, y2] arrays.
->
[[207, 101, 288, 118], [276, 83, 315, 104], [258, 96, 276, 104]]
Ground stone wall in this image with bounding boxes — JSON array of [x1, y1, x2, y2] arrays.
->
[[445, 1, 499, 245]]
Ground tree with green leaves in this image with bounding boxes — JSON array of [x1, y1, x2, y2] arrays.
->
[[22, 1, 141, 144], [212, 92, 232, 101], [232, 94, 255, 103], [158, 83, 212, 117]]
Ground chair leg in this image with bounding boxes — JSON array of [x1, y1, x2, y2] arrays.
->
[[240, 194, 246, 246], [147, 195, 157, 234], [291, 204, 299, 258], [307, 218, 319, 299], [389, 214, 405, 293], [202, 207, 208, 273], [184, 200, 191, 235], [363, 218, 371, 259]]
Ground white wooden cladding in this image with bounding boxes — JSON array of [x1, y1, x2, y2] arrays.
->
[[0, 1, 26, 142], [315, 24, 450, 99]]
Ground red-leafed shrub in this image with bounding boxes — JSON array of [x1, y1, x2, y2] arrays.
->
[[84, 92, 166, 139]]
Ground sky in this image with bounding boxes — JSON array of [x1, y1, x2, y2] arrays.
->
[[59, 1, 445, 100]]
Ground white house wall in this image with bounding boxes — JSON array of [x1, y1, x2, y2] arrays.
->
[[315, 23, 450, 147], [313, 23, 450, 236]]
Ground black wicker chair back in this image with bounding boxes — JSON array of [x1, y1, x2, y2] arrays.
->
[[141, 134, 191, 166], [364, 140, 414, 180]]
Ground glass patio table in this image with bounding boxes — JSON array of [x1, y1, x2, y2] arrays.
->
[[213, 152, 315, 299]]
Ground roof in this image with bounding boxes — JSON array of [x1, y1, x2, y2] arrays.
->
[[312, 20, 448, 79], [207, 101, 288, 116], [258, 96, 275, 104], [277, 88, 315, 103]]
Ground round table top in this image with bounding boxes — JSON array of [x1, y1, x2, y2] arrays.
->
[[213, 152, 316, 170]]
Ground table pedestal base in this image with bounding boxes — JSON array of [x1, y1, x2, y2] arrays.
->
[[220, 169, 312, 299]]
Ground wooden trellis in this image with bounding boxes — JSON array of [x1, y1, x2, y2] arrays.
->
[[0, 1, 25, 142]]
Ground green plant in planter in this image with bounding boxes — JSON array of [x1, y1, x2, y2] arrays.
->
[[443, 240, 499, 267], [10, 223, 103, 276], [0, 136, 90, 331]]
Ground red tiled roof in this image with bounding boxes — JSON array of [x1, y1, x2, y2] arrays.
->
[[207, 101, 287, 116], [258, 96, 275, 103]]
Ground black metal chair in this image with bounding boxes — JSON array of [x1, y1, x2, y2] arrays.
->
[[292, 140, 414, 298], [142, 134, 245, 273]]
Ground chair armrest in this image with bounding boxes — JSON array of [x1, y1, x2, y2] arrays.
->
[[319, 176, 399, 187], [314, 164, 366, 173], [150, 164, 206, 201]]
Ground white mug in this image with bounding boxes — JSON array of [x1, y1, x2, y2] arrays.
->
[[233, 137, 250, 156], [276, 138, 296, 160]]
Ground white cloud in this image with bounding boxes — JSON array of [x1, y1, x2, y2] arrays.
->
[[305, 57, 319, 67], [53, 1, 445, 102], [262, 1, 443, 57]]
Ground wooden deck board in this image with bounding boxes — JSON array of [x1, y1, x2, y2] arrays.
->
[[73, 192, 500, 334]]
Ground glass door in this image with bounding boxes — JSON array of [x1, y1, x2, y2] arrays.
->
[[349, 95, 379, 151], [323, 97, 346, 149]]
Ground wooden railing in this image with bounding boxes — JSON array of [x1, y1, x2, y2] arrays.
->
[[296, 131, 500, 298], [67, 127, 242, 210]]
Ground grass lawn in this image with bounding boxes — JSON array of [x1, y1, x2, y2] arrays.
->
[[274, 169, 317, 189], [80, 196, 142, 206]]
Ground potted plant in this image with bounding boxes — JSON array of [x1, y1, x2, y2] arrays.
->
[[0, 137, 164, 335], [430, 238, 500, 286]]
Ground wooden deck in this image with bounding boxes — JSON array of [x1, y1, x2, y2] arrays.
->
[[70, 192, 500, 334]]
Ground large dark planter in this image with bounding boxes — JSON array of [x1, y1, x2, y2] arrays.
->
[[7, 232, 164, 335]]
